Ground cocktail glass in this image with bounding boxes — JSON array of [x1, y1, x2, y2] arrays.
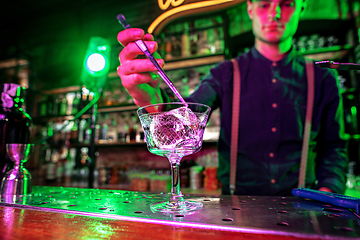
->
[[137, 102, 210, 214]]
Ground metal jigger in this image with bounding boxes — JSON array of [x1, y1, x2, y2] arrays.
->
[[0, 144, 33, 198]]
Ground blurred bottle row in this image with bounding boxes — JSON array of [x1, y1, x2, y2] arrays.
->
[[292, 34, 341, 53], [36, 146, 220, 193], [237, 34, 343, 57], [37, 146, 90, 187], [37, 110, 147, 147], [36, 87, 138, 119], [157, 16, 225, 60], [37, 106, 220, 149], [35, 66, 217, 116], [36, 88, 94, 118]]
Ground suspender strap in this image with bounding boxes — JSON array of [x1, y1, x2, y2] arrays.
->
[[230, 58, 240, 195], [298, 58, 315, 188], [230, 58, 314, 194]]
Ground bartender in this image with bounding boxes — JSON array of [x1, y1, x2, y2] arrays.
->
[[116, 0, 348, 195]]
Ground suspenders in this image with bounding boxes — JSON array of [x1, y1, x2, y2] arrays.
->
[[229, 58, 315, 195]]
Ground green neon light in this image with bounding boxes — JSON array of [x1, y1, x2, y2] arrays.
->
[[86, 53, 106, 73]]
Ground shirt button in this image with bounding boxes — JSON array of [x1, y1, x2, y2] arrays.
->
[[271, 127, 277, 132], [271, 179, 276, 184], [272, 78, 277, 83], [272, 62, 277, 67], [272, 103, 277, 108], [269, 152, 274, 158]]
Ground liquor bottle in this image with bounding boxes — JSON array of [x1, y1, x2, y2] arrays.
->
[[70, 120, 79, 144], [78, 119, 87, 143], [53, 94, 61, 117], [38, 147, 50, 184], [64, 148, 76, 186], [66, 92, 75, 116], [207, 28, 216, 54], [101, 114, 109, 143], [135, 117, 144, 142], [116, 115, 126, 142], [47, 94, 54, 117], [81, 88, 89, 110], [56, 161, 64, 184], [46, 149, 58, 184], [72, 92, 81, 115], [84, 119, 92, 144], [128, 114, 137, 143], [181, 22, 190, 58], [39, 95, 47, 117], [165, 38, 173, 60], [107, 116, 118, 142], [190, 32, 198, 56], [197, 30, 211, 55], [157, 33, 166, 58], [179, 77, 190, 97], [119, 114, 130, 142], [215, 27, 225, 53], [59, 95, 68, 116], [171, 36, 182, 58]]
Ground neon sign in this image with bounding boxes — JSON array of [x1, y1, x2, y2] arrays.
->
[[149, 0, 244, 34], [158, 0, 185, 10]]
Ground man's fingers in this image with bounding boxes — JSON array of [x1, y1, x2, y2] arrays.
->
[[117, 29, 154, 47], [119, 41, 158, 62], [118, 59, 163, 75]]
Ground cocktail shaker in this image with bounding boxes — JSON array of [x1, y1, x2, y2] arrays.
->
[[0, 83, 32, 185]]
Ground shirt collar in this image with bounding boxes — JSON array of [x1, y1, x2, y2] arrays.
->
[[250, 46, 297, 67]]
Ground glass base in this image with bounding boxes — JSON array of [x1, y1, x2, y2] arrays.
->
[[150, 200, 203, 214]]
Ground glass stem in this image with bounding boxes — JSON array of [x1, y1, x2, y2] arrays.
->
[[16, 163, 21, 171], [169, 157, 183, 203]]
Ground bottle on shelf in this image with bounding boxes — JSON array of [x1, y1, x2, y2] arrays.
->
[[84, 119, 92, 144], [65, 92, 75, 116], [165, 37, 173, 60], [46, 94, 54, 117], [38, 147, 51, 184], [46, 149, 58, 184], [197, 30, 211, 55], [207, 28, 216, 54], [79, 147, 90, 187], [53, 94, 61, 117], [171, 36, 182, 58], [128, 114, 137, 143], [72, 92, 81, 115], [59, 94, 68, 116], [179, 77, 190, 97], [181, 22, 190, 58], [116, 114, 127, 142], [70, 120, 79, 144], [135, 117, 144, 143], [37, 95, 47, 117], [157, 33, 166, 58], [107, 115, 118, 143], [64, 148, 76, 186]]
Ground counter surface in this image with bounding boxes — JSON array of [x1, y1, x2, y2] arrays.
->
[[0, 186, 359, 240]]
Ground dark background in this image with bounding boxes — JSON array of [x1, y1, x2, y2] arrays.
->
[[0, 0, 161, 89]]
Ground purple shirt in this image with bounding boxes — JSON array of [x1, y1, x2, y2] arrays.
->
[[184, 47, 348, 195]]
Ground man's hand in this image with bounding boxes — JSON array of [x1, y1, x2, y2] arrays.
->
[[117, 28, 164, 106]]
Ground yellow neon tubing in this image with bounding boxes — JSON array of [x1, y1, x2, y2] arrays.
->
[[148, 0, 234, 34], [158, 0, 185, 10]]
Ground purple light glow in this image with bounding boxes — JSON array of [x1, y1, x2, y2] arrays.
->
[[8, 173, 17, 181], [1, 203, 322, 239]]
